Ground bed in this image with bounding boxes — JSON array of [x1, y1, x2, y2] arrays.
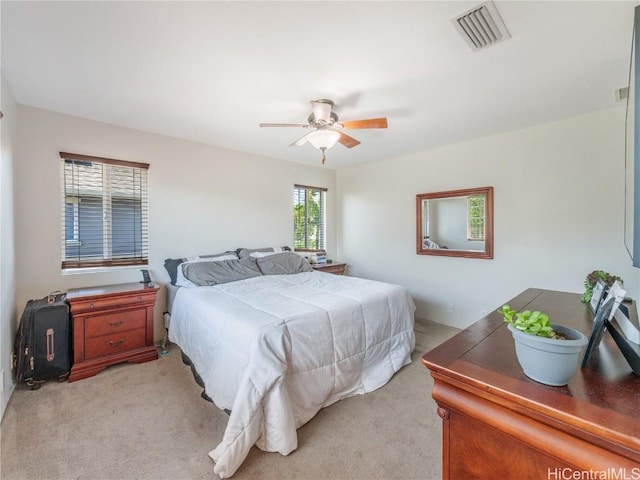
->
[[165, 249, 416, 478]]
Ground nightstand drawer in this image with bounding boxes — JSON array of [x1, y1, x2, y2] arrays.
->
[[69, 293, 152, 314], [84, 309, 145, 338], [85, 328, 146, 360]]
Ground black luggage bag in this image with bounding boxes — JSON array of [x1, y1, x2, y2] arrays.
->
[[13, 292, 71, 389]]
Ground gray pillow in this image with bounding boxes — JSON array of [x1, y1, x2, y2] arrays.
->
[[164, 251, 236, 285], [181, 257, 263, 286], [256, 252, 313, 275], [236, 246, 290, 259]]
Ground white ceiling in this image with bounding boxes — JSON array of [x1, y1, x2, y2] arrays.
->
[[1, 1, 636, 168]]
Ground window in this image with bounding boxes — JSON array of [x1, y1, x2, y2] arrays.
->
[[293, 184, 326, 250], [467, 194, 486, 241], [60, 152, 149, 269]]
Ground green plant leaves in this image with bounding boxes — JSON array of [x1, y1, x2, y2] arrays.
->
[[500, 304, 516, 322], [497, 304, 556, 338]]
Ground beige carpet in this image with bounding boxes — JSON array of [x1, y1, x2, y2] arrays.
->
[[0, 319, 458, 480]]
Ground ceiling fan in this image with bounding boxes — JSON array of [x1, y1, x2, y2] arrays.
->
[[259, 99, 388, 164]]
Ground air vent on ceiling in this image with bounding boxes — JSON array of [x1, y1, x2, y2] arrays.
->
[[452, 1, 511, 52]]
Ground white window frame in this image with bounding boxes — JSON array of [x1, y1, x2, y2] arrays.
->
[[60, 152, 149, 270], [293, 184, 327, 251]]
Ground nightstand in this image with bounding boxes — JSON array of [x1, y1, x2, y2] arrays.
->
[[67, 283, 159, 382], [311, 262, 347, 275]]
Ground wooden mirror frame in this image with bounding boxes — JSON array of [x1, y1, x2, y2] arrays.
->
[[416, 186, 493, 259]]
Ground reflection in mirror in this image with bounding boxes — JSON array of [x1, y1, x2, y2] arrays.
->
[[416, 187, 493, 259]]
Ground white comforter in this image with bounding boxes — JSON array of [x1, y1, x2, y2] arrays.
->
[[168, 271, 416, 478]]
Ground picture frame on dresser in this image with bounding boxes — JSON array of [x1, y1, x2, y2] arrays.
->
[[589, 279, 607, 314], [582, 285, 640, 376], [581, 296, 615, 368]]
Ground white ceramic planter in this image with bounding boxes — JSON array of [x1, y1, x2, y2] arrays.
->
[[507, 323, 588, 386]]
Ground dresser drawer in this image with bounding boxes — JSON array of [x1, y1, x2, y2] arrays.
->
[[84, 309, 145, 339], [69, 293, 154, 314], [85, 328, 146, 360]]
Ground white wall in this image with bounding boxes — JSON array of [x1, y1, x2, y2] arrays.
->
[[9, 102, 640, 403], [14, 106, 336, 338], [337, 106, 640, 329], [1, 74, 18, 419]]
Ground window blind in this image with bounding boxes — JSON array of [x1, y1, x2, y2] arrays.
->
[[60, 152, 149, 269], [293, 184, 326, 250]]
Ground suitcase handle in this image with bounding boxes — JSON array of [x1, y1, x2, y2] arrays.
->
[[47, 291, 66, 304], [46, 328, 55, 361]]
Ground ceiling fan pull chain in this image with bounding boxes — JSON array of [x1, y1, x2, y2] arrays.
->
[[321, 147, 327, 165]]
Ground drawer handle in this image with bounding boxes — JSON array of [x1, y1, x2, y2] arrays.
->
[[109, 320, 125, 327], [109, 339, 125, 348]]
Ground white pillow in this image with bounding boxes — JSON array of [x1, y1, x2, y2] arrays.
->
[[249, 251, 281, 258], [176, 254, 238, 287]]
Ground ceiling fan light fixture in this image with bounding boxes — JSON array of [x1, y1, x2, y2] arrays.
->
[[306, 130, 341, 150]]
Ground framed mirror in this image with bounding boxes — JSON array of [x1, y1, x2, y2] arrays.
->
[[416, 186, 493, 259]]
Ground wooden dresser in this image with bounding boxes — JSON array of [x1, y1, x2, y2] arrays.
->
[[311, 262, 347, 275], [422, 288, 640, 478], [67, 283, 158, 382]]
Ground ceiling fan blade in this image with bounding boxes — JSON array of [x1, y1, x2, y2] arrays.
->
[[259, 123, 308, 128], [340, 118, 388, 129], [338, 132, 361, 149], [290, 133, 310, 147]]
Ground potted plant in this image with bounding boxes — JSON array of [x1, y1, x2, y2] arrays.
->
[[499, 305, 588, 386], [581, 270, 622, 303]]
